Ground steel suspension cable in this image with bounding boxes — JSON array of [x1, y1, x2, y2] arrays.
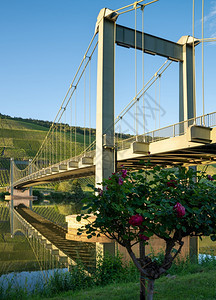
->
[[114, 20, 116, 170], [56, 42, 98, 127], [17, 33, 98, 175], [56, 124, 58, 164], [192, 0, 196, 120], [89, 57, 91, 146], [60, 121, 62, 161], [116, 60, 172, 123], [134, 2, 138, 136], [84, 59, 86, 153], [70, 91, 73, 158], [202, 0, 205, 124], [141, 5, 145, 133], [49, 134, 51, 166], [116, 63, 172, 126], [159, 74, 161, 128], [75, 88, 77, 157], [155, 74, 157, 129], [51, 126, 54, 165], [64, 109, 66, 160], [115, 0, 158, 16]]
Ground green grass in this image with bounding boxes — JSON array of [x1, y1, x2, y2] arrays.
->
[[29, 269, 216, 300]]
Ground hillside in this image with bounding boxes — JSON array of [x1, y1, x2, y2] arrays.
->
[[0, 114, 96, 187], [0, 114, 96, 160]]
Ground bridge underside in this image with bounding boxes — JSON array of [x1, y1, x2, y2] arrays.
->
[[119, 143, 216, 169], [14, 126, 216, 188]]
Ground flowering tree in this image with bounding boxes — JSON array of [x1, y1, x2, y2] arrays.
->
[[77, 166, 216, 299]]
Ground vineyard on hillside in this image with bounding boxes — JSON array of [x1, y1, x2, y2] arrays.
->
[[33, 206, 67, 228], [0, 113, 96, 188], [0, 206, 9, 222]]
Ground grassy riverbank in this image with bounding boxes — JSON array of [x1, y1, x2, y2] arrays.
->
[[1, 254, 215, 300], [31, 268, 216, 300]]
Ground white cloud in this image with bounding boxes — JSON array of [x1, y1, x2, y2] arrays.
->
[[204, 1, 216, 22], [210, 32, 216, 38], [201, 1, 216, 43]]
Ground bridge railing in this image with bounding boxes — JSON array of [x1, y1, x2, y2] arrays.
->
[[117, 112, 216, 151], [12, 111, 216, 186], [13, 139, 96, 186]]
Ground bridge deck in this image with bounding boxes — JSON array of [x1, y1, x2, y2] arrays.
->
[[16, 206, 96, 268]]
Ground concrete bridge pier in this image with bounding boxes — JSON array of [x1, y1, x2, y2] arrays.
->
[[5, 188, 36, 236]]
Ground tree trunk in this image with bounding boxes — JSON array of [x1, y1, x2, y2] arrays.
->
[[140, 241, 146, 300], [147, 279, 155, 300]]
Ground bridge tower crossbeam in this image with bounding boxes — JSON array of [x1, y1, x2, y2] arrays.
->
[[95, 7, 199, 187]]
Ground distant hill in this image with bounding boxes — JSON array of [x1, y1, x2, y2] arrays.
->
[[0, 113, 97, 187], [0, 113, 97, 161]]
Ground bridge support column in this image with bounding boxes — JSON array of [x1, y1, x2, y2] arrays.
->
[[95, 9, 118, 187], [96, 242, 116, 262], [179, 37, 197, 123]]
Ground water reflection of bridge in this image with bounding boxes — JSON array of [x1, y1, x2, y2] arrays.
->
[[13, 206, 96, 271]]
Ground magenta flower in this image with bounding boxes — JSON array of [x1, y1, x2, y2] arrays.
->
[[173, 202, 185, 218], [139, 234, 149, 241], [167, 179, 177, 188], [129, 214, 144, 226], [118, 177, 123, 185], [207, 175, 214, 181], [122, 169, 127, 178]]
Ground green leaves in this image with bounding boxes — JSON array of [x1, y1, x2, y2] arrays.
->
[[76, 165, 216, 252]]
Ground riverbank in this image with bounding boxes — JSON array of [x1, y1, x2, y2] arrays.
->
[[31, 268, 216, 300], [1, 253, 216, 300]]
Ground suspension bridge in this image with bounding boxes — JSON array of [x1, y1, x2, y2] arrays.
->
[[3, 1, 216, 268]]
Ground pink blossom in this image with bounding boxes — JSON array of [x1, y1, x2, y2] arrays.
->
[[122, 169, 127, 178], [129, 214, 144, 226], [167, 179, 177, 188], [173, 202, 185, 218], [207, 175, 214, 181], [118, 177, 123, 185], [139, 234, 149, 241]]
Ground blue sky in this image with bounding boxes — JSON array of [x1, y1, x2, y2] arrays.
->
[[0, 0, 216, 134]]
